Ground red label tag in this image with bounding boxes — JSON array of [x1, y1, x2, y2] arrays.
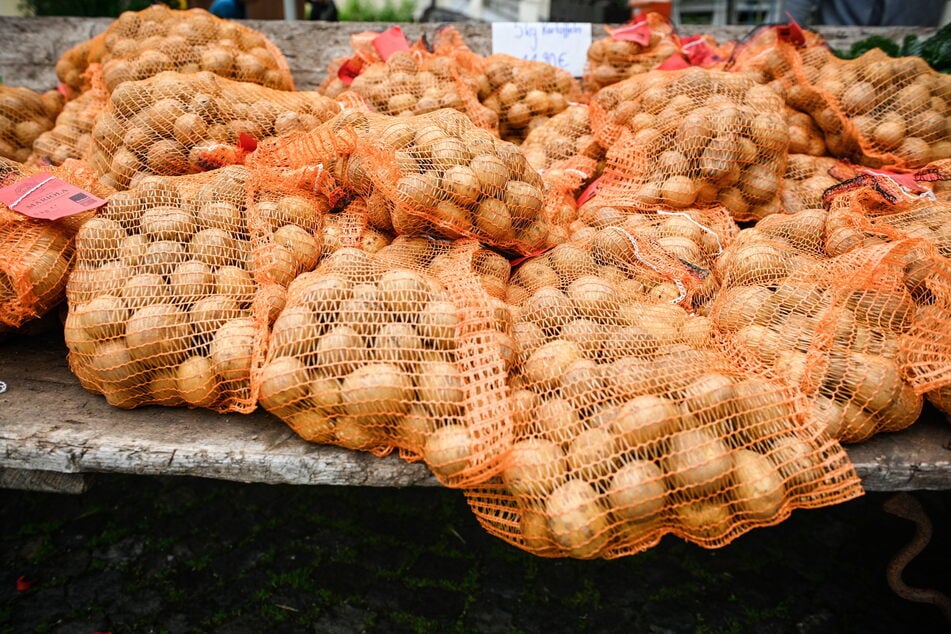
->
[[372, 26, 410, 61], [576, 175, 602, 207], [337, 57, 363, 85], [776, 17, 806, 46], [610, 22, 652, 46], [657, 53, 689, 70], [0, 173, 105, 220], [680, 36, 720, 66]]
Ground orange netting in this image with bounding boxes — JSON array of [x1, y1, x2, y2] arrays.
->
[[257, 236, 515, 488], [589, 68, 789, 221], [56, 6, 294, 94], [583, 14, 680, 93], [340, 47, 497, 132], [31, 65, 110, 167], [65, 164, 330, 411], [88, 71, 339, 190], [731, 28, 949, 170], [356, 109, 554, 255], [0, 157, 113, 328], [0, 85, 63, 164], [475, 54, 582, 144], [463, 229, 861, 558], [520, 105, 604, 173], [781, 155, 840, 213], [710, 208, 951, 443]]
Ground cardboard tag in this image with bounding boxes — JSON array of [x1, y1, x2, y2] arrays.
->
[[372, 26, 410, 61], [492, 22, 591, 77], [0, 173, 105, 220]]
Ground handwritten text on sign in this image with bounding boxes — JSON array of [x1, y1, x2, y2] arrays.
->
[[491, 23, 591, 77]]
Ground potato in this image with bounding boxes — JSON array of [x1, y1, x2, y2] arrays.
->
[[415, 360, 465, 414], [608, 460, 666, 523], [535, 396, 584, 445], [76, 294, 128, 339], [664, 428, 733, 497], [423, 423, 472, 479], [176, 354, 218, 408], [523, 339, 582, 387], [259, 356, 310, 414], [315, 325, 365, 375], [341, 363, 413, 426], [88, 338, 140, 388], [125, 302, 191, 368], [502, 438, 567, 499], [611, 395, 681, 454], [209, 317, 256, 382], [731, 449, 785, 519], [566, 427, 618, 483], [545, 480, 610, 559], [674, 497, 731, 541]]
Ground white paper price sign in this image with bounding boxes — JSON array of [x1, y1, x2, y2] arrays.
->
[[491, 22, 592, 77]]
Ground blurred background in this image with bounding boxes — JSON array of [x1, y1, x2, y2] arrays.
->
[[4, 0, 950, 26]]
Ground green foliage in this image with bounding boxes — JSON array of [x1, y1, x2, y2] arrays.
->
[[19, 0, 153, 17], [833, 22, 951, 72], [338, 0, 415, 22]]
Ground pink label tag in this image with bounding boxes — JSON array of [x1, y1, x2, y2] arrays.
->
[[372, 26, 410, 61], [610, 22, 652, 46], [0, 173, 106, 220], [337, 57, 363, 85], [576, 175, 602, 207], [657, 53, 689, 70]]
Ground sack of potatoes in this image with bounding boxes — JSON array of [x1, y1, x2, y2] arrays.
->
[[590, 68, 789, 221], [31, 65, 110, 167], [569, 205, 737, 309], [473, 54, 581, 144], [710, 221, 948, 443], [344, 49, 498, 132], [749, 42, 950, 169], [582, 14, 679, 94], [258, 236, 518, 488], [780, 155, 840, 213], [0, 85, 64, 163], [462, 232, 861, 558], [520, 105, 604, 173], [88, 71, 340, 190], [64, 165, 330, 412], [358, 109, 554, 255], [0, 157, 113, 329], [56, 5, 294, 94]]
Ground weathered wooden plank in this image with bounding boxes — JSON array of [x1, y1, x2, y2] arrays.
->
[[0, 17, 936, 92], [1, 333, 950, 491], [0, 334, 439, 488]]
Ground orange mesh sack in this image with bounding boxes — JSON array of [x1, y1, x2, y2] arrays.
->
[[31, 65, 110, 167], [258, 236, 516, 488], [88, 71, 340, 190], [742, 39, 951, 169], [343, 49, 497, 132], [520, 105, 605, 173], [819, 174, 951, 403], [0, 158, 112, 329], [709, 220, 949, 443], [472, 55, 582, 144], [56, 34, 106, 96], [359, 109, 554, 255], [781, 155, 840, 213], [64, 165, 330, 411], [570, 205, 737, 309], [583, 15, 679, 93], [464, 231, 861, 558], [57, 6, 294, 94], [589, 68, 789, 221], [318, 197, 393, 256], [0, 85, 64, 163]]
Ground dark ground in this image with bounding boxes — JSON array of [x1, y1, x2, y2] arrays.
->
[[1, 475, 949, 634]]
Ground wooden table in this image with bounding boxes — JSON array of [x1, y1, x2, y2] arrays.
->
[[1, 332, 948, 494]]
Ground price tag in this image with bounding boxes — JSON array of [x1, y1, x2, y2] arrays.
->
[[0, 173, 106, 221], [491, 22, 591, 77]]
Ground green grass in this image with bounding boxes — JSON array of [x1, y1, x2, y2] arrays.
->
[[338, 0, 416, 22]]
